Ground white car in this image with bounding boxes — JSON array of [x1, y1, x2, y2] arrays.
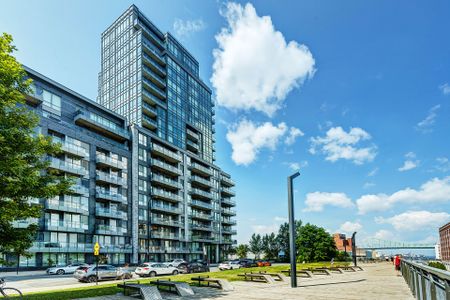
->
[[135, 262, 179, 277], [218, 260, 241, 270], [163, 259, 186, 267], [47, 263, 88, 275]]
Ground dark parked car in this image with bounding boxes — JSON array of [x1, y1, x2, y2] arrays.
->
[[239, 259, 258, 268], [178, 261, 210, 273]]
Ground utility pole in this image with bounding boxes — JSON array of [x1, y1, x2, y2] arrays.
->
[[351, 232, 357, 267], [288, 172, 300, 288]]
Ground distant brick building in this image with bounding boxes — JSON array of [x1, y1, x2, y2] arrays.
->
[[333, 233, 353, 253], [439, 222, 450, 261]]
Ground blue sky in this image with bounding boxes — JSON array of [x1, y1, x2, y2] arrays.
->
[[2, 0, 449, 254]]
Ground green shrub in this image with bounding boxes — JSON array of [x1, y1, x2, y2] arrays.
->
[[428, 261, 446, 271]]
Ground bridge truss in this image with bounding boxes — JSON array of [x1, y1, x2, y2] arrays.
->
[[357, 238, 435, 250]]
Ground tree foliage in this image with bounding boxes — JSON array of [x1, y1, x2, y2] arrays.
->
[[296, 223, 336, 263], [0, 33, 72, 264], [277, 220, 302, 261], [248, 233, 263, 259], [262, 233, 280, 260], [236, 244, 249, 259]]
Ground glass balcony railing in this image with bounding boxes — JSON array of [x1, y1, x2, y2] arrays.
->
[[186, 128, 199, 141], [142, 49, 166, 77], [189, 162, 212, 176], [48, 157, 88, 177], [142, 88, 166, 108], [70, 184, 89, 196], [54, 140, 89, 158], [96, 207, 128, 220], [151, 159, 182, 175], [74, 111, 129, 141], [221, 187, 236, 196], [221, 176, 235, 187], [142, 114, 158, 130], [221, 198, 236, 206], [96, 153, 127, 170], [136, 20, 165, 50], [151, 188, 183, 202], [148, 246, 188, 253], [190, 212, 213, 221], [151, 143, 182, 161], [222, 228, 237, 235], [190, 175, 212, 187], [191, 224, 213, 231], [221, 208, 236, 216], [46, 197, 89, 215], [189, 199, 213, 210], [95, 188, 127, 204], [151, 232, 179, 240], [151, 202, 182, 214], [141, 38, 165, 65], [142, 101, 158, 117], [221, 218, 237, 225], [151, 216, 181, 227], [142, 64, 166, 88], [151, 174, 182, 189], [96, 224, 127, 235], [45, 219, 88, 232], [12, 218, 38, 228], [96, 171, 128, 187], [191, 235, 215, 242], [190, 188, 212, 199], [143, 76, 166, 100]]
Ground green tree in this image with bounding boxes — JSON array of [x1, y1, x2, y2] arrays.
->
[[296, 223, 336, 262], [0, 33, 72, 265], [262, 233, 280, 260], [249, 233, 263, 259], [428, 261, 446, 271], [277, 220, 302, 261], [335, 251, 351, 262], [236, 244, 249, 259]]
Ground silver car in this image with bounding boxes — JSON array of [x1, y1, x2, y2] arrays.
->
[[46, 263, 89, 275], [73, 264, 132, 282]]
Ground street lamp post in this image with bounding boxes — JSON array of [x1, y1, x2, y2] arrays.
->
[[351, 232, 357, 267], [288, 171, 300, 288]]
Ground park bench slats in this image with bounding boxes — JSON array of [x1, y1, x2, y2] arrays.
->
[[251, 271, 288, 282], [191, 276, 234, 291], [149, 279, 195, 296], [117, 283, 162, 300], [238, 273, 276, 283]]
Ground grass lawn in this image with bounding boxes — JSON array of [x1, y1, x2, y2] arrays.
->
[[22, 262, 348, 300]]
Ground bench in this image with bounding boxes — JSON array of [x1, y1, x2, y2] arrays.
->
[[149, 279, 195, 296], [304, 268, 331, 275], [339, 266, 357, 272], [282, 269, 312, 278], [191, 276, 234, 291], [324, 267, 344, 274], [117, 283, 162, 300], [352, 266, 364, 271], [251, 271, 288, 282], [237, 273, 276, 283]]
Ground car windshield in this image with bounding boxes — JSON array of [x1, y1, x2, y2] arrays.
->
[[138, 263, 149, 267]]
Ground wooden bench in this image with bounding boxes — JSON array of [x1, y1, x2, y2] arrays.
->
[[191, 276, 234, 291], [282, 269, 312, 278], [117, 283, 162, 300], [238, 273, 276, 283], [339, 266, 357, 272], [305, 268, 331, 275], [251, 271, 288, 282], [352, 266, 364, 271], [324, 267, 344, 273], [149, 279, 195, 296]]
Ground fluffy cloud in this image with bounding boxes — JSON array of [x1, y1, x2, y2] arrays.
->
[[416, 105, 440, 133], [398, 152, 420, 172], [226, 120, 303, 165], [303, 192, 354, 212], [173, 19, 206, 38], [439, 83, 450, 95], [285, 161, 308, 171], [375, 211, 450, 232], [211, 2, 315, 116], [363, 182, 375, 189], [357, 176, 450, 214], [435, 157, 450, 172], [339, 221, 362, 234], [309, 127, 377, 165], [285, 127, 304, 145], [373, 229, 395, 240], [251, 224, 279, 235]]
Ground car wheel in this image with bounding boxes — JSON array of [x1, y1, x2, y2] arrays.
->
[[172, 270, 179, 275], [56, 269, 65, 275], [149, 271, 156, 277], [87, 275, 97, 283]]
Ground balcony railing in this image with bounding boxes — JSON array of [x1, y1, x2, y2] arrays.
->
[[142, 101, 158, 117], [96, 171, 128, 187], [142, 88, 166, 108], [148, 246, 188, 253], [142, 114, 158, 130], [151, 174, 182, 189], [189, 162, 212, 176], [221, 228, 237, 235], [151, 159, 182, 176], [45, 220, 88, 233], [191, 224, 213, 231], [46, 198, 89, 215], [221, 218, 237, 225], [151, 143, 182, 162], [221, 176, 235, 187], [151, 232, 179, 240], [221, 187, 236, 196], [221, 208, 236, 216], [96, 224, 127, 235], [142, 64, 166, 88], [12, 218, 38, 228], [58, 141, 89, 158], [190, 212, 213, 221], [48, 157, 88, 177], [221, 198, 236, 206], [151, 202, 182, 214], [151, 217, 181, 227], [70, 184, 89, 196], [141, 38, 165, 65], [136, 20, 165, 50], [96, 207, 128, 220], [74, 111, 129, 142], [190, 188, 212, 199], [95, 189, 127, 204], [186, 128, 199, 141], [96, 154, 127, 170], [190, 175, 212, 187], [143, 76, 166, 100], [189, 199, 212, 210], [151, 188, 183, 202], [191, 235, 215, 242]]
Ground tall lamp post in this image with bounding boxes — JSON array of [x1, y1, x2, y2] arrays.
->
[[351, 232, 357, 267], [288, 171, 300, 288]]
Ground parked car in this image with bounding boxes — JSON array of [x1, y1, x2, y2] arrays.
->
[[135, 263, 179, 277], [218, 260, 241, 270], [239, 259, 258, 268], [74, 264, 132, 282], [256, 260, 271, 267], [46, 263, 89, 275], [163, 259, 186, 267], [178, 261, 210, 273]]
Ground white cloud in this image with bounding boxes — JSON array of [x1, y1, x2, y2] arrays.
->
[[376, 211, 450, 232], [274, 216, 288, 223], [251, 224, 279, 235], [339, 221, 362, 234], [226, 120, 287, 165], [373, 229, 395, 240], [357, 176, 450, 214], [363, 182, 375, 189], [309, 126, 377, 165], [367, 167, 379, 177], [416, 105, 440, 133], [398, 152, 420, 172], [211, 2, 315, 116], [439, 83, 450, 95], [303, 192, 354, 212], [285, 161, 308, 171], [435, 157, 450, 172], [173, 19, 206, 38], [285, 127, 304, 145]]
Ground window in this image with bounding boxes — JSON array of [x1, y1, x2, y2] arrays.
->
[[139, 133, 147, 145], [138, 165, 147, 177], [138, 179, 147, 192], [138, 148, 147, 161], [42, 89, 61, 115]]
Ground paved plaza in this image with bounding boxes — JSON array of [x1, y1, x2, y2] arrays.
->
[[78, 263, 414, 300]]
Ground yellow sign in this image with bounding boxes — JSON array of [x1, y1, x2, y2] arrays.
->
[[94, 242, 100, 256]]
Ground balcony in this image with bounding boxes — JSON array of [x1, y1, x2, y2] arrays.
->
[[221, 187, 236, 197], [96, 171, 127, 187], [222, 238, 234, 244], [45, 198, 89, 215], [191, 235, 215, 243], [135, 20, 165, 50], [151, 159, 182, 176], [151, 232, 179, 240], [151, 174, 182, 190], [45, 219, 88, 233], [187, 128, 199, 141], [189, 199, 212, 210], [221, 176, 235, 187], [142, 114, 158, 130], [59, 141, 89, 158], [191, 224, 213, 231], [221, 208, 236, 216], [190, 175, 212, 188], [12, 218, 38, 229], [70, 184, 89, 196], [48, 157, 88, 177], [143, 76, 166, 100], [148, 246, 188, 253], [142, 64, 166, 88], [151, 188, 183, 202], [151, 202, 182, 214], [190, 212, 213, 221], [221, 218, 237, 225], [142, 88, 166, 108], [222, 228, 237, 235], [96, 224, 127, 235], [142, 101, 157, 117], [190, 188, 212, 200], [186, 139, 199, 152], [74, 111, 129, 142], [151, 217, 181, 227], [151, 143, 182, 162], [96, 207, 128, 220], [25, 90, 43, 107], [96, 154, 127, 170], [189, 162, 212, 176], [142, 38, 165, 66], [221, 198, 236, 207], [95, 189, 127, 204]]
